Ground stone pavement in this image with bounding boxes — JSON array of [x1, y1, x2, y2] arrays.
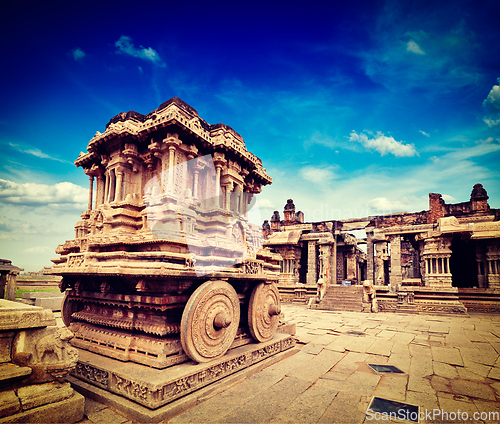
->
[[74, 304, 500, 424]]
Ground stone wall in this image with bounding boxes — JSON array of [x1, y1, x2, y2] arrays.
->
[[0, 300, 84, 423]]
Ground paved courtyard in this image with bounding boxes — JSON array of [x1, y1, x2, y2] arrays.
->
[[77, 304, 500, 424]]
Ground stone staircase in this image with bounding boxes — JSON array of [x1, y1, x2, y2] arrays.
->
[[317, 285, 364, 312]]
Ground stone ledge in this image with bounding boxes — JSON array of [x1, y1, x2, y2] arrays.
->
[[0, 391, 84, 424], [0, 300, 56, 331]]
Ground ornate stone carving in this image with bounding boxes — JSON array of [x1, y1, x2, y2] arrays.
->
[[12, 326, 78, 384]]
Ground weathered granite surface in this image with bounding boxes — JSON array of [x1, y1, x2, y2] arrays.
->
[[0, 300, 83, 423]]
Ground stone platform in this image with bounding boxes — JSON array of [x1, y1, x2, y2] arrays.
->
[[70, 333, 295, 420]]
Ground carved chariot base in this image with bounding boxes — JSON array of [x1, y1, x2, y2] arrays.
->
[[70, 333, 295, 413]]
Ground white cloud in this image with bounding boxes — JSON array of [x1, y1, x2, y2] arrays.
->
[[483, 78, 500, 127], [406, 40, 425, 55], [256, 198, 274, 208], [484, 117, 500, 127], [300, 166, 337, 184], [71, 48, 85, 61], [115, 36, 165, 67], [483, 79, 500, 111], [0, 179, 87, 208], [441, 194, 456, 202], [368, 197, 413, 213], [349, 130, 417, 157], [419, 130, 430, 137]]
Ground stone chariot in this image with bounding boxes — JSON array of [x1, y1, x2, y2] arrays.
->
[[46, 98, 285, 371]]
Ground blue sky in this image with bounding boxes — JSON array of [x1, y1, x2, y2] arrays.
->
[[1, 0, 499, 271]]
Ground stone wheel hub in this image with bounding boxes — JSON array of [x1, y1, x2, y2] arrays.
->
[[248, 282, 281, 342], [180, 280, 240, 363]]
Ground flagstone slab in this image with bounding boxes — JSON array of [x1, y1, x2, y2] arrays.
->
[[430, 375, 451, 393], [457, 367, 486, 381], [334, 371, 381, 396], [405, 390, 439, 413], [409, 355, 433, 378], [317, 391, 366, 424], [407, 375, 434, 394], [409, 344, 432, 358], [431, 346, 463, 366], [366, 339, 393, 357], [372, 374, 407, 402], [432, 362, 458, 379], [261, 378, 339, 424], [387, 353, 410, 373], [391, 332, 415, 345], [460, 346, 497, 366], [302, 344, 324, 355], [346, 336, 376, 353], [437, 397, 481, 421], [219, 376, 312, 424], [286, 349, 344, 382], [324, 335, 353, 353], [487, 366, 500, 380], [450, 379, 496, 401]]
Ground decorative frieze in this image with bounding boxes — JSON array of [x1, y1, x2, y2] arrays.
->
[[71, 333, 294, 409]]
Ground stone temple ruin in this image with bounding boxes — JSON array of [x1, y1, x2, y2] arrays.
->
[[264, 185, 500, 314], [44, 97, 294, 415], [41, 96, 500, 418]]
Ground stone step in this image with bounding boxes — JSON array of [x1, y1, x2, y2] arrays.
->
[[318, 286, 364, 312]]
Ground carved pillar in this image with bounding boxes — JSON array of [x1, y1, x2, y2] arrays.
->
[[331, 233, 337, 285], [421, 236, 453, 288], [389, 235, 402, 287], [168, 146, 176, 193], [234, 184, 243, 215], [374, 241, 388, 285], [215, 165, 222, 199], [224, 182, 234, 211], [87, 176, 94, 211], [193, 169, 200, 201], [96, 173, 105, 207], [5, 272, 18, 301], [486, 241, 500, 289], [346, 251, 357, 282], [366, 233, 374, 284], [306, 241, 317, 285], [115, 170, 124, 202], [108, 169, 116, 203], [104, 171, 109, 204]]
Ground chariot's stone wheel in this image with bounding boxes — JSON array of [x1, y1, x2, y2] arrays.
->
[[248, 282, 281, 342], [61, 293, 82, 327], [180, 280, 240, 363]]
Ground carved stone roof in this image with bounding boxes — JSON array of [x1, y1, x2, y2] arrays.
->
[[471, 183, 489, 200], [75, 97, 271, 185], [284, 199, 295, 211]]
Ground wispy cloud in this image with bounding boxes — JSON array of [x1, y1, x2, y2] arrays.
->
[[115, 36, 165, 67], [419, 130, 430, 137], [71, 48, 85, 61], [23, 246, 53, 253], [9, 143, 71, 163], [349, 130, 417, 157], [362, 2, 481, 92], [300, 165, 338, 184]]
